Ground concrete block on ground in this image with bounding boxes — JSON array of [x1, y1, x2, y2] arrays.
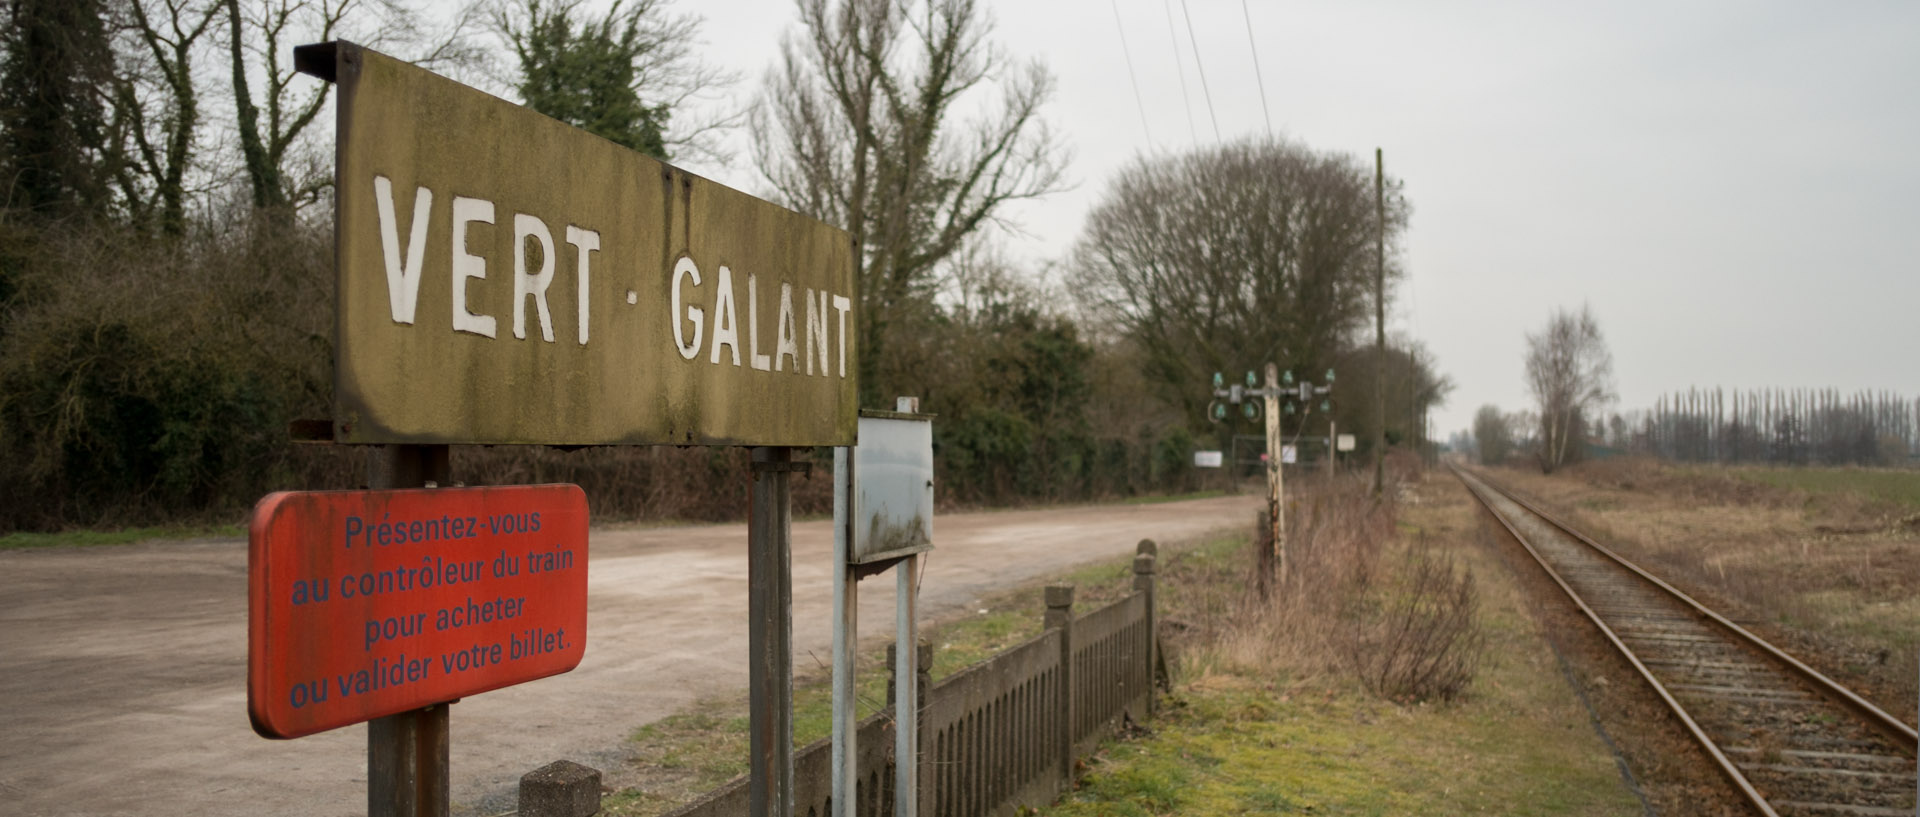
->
[[519, 759, 601, 817]]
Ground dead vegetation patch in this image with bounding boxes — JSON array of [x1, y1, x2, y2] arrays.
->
[[1172, 475, 1487, 706]]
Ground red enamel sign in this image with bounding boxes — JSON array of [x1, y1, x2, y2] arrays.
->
[[248, 484, 589, 739]]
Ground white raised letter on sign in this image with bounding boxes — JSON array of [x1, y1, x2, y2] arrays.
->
[[747, 275, 772, 372], [774, 282, 798, 372], [566, 225, 598, 346], [672, 256, 704, 360], [373, 176, 431, 325], [451, 196, 497, 338], [512, 213, 556, 342], [831, 294, 852, 378], [709, 265, 741, 366], [804, 289, 828, 376]]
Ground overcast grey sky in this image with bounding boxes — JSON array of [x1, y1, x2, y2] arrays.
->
[[652, 0, 1920, 436]]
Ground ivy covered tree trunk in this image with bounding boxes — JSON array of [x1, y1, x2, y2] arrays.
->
[[224, 0, 284, 212]]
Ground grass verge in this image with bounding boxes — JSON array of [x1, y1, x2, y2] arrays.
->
[[1044, 472, 1642, 816], [0, 523, 244, 549]]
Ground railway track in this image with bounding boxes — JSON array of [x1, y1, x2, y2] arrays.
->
[[1454, 467, 1917, 816]]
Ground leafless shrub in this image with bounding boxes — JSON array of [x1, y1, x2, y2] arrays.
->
[[1340, 534, 1485, 703], [1177, 477, 1486, 705]]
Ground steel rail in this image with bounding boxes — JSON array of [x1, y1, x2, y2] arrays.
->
[[1467, 467, 1918, 755], [1459, 466, 1912, 817], [1453, 466, 1779, 816]]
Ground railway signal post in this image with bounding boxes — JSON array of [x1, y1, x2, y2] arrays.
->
[[1208, 365, 1332, 590]]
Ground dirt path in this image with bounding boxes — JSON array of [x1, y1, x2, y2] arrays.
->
[[0, 494, 1256, 817]]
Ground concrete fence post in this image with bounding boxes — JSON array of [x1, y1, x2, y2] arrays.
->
[[1043, 584, 1075, 782], [1133, 540, 1158, 715], [518, 760, 601, 817], [915, 640, 933, 716]]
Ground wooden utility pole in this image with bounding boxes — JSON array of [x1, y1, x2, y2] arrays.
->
[[1327, 420, 1337, 481], [1264, 363, 1285, 580], [749, 447, 795, 817], [1372, 148, 1386, 497]]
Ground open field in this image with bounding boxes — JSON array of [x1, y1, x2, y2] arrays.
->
[[1727, 465, 1920, 512], [1489, 458, 1920, 728]]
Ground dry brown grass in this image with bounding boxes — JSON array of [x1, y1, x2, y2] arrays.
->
[[1177, 472, 1487, 704]]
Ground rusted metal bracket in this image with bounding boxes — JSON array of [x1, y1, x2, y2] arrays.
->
[[288, 418, 334, 444], [851, 554, 910, 581]]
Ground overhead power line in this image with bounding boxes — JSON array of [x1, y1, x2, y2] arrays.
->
[[1161, 0, 1199, 144], [1240, 0, 1273, 136], [1110, 0, 1155, 149], [1179, 0, 1221, 142]]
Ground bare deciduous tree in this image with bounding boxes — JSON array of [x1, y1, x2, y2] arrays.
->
[[1070, 137, 1408, 425], [753, 0, 1068, 403], [1524, 303, 1613, 473]]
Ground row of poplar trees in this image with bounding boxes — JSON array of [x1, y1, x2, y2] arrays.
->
[[1638, 388, 1917, 467]]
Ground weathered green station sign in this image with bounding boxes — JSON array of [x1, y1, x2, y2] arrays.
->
[[298, 42, 857, 446]]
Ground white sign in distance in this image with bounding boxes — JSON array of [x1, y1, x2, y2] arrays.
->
[[1337, 434, 1356, 452], [1281, 445, 1298, 464], [1192, 450, 1224, 468], [850, 411, 934, 564]]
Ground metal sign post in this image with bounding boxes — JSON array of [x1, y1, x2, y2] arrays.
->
[[832, 399, 934, 817], [893, 551, 919, 817], [830, 446, 856, 817]]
